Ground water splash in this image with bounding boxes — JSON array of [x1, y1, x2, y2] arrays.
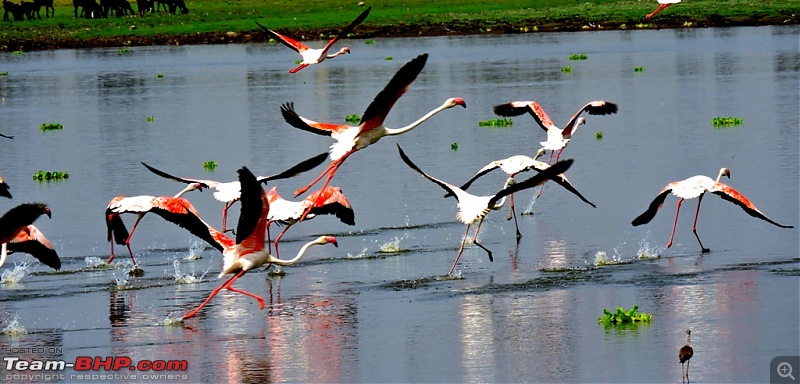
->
[[636, 239, 661, 259], [162, 312, 185, 327], [185, 241, 205, 260], [112, 271, 131, 289], [345, 247, 370, 259], [172, 259, 209, 284], [0, 314, 27, 336], [593, 250, 623, 266], [1, 263, 29, 284], [521, 190, 540, 215], [378, 234, 408, 253], [84, 256, 112, 269]]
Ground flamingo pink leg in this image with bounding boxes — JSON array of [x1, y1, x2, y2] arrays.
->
[[107, 213, 141, 266], [450, 224, 473, 275], [272, 223, 294, 260], [182, 269, 265, 320], [507, 192, 515, 221], [289, 63, 310, 74], [470, 218, 493, 262], [508, 197, 522, 241], [547, 150, 555, 164], [691, 193, 710, 253], [666, 198, 685, 249], [555, 148, 565, 162], [221, 201, 235, 233], [297, 149, 356, 222]]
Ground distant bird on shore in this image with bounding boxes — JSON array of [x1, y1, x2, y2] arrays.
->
[[255, 6, 371, 73], [646, 0, 681, 19], [0, 203, 59, 270], [679, 329, 693, 383], [0, 177, 10, 199], [281, 53, 465, 223], [631, 167, 793, 252], [398, 144, 573, 275]]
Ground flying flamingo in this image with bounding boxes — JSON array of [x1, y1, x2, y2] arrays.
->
[[280, 53, 466, 214], [397, 144, 574, 275], [255, 7, 371, 73], [181, 167, 338, 320], [450, 147, 596, 240], [493, 100, 618, 164], [646, 0, 681, 19], [631, 167, 793, 253], [679, 329, 693, 383], [0, 177, 10, 198], [267, 186, 354, 259], [105, 182, 206, 267], [0, 203, 59, 270], [141, 152, 327, 232]]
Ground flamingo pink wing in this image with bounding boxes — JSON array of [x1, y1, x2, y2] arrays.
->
[[281, 102, 351, 136], [711, 183, 793, 228], [494, 101, 555, 133], [320, 6, 371, 56], [562, 101, 618, 137], [255, 21, 309, 53], [151, 197, 229, 251], [359, 53, 429, 134], [306, 186, 355, 225], [7, 225, 60, 270]]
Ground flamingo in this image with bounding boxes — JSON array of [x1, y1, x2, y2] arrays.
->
[[450, 147, 596, 240], [0, 177, 10, 198], [631, 168, 793, 253], [181, 166, 338, 320], [141, 152, 327, 232], [255, 7, 371, 73], [493, 100, 618, 164], [397, 144, 574, 275], [679, 329, 693, 383], [105, 182, 206, 267], [646, 0, 681, 19], [280, 53, 465, 210], [267, 186, 354, 259], [0, 203, 59, 270]]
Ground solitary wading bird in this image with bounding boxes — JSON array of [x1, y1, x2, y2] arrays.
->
[[631, 167, 793, 253], [451, 147, 596, 240], [679, 329, 693, 383], [646, 0, 681, 19], [0, 203, 60, 270], [0, 177, 10, 198], [267, 186, 354, 259], [181, 167, 338, 320], [141, 152, 327, 232], [280, 53, 466, 216], [255, 7, 371, 73], [493, 100, 618, 164], [398, 144, 574, 275]]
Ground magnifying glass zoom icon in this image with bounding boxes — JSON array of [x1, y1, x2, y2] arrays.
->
[[778, 362, 796, 380]]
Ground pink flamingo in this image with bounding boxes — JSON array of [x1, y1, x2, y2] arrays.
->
[[0, 203, 59, 270], [181, 167, 338, 320], [255, 7, 371, 73], [632, 167, 793, 252], [646, 0, 681, 19], [398, 144, 574, 275], [280, 53, 465, 217]]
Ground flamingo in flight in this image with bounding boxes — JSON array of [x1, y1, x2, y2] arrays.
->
[[398, 144, 574, 275], [450, 147, 596, 240], [181, 167, 338, 320], [280, 53, 466, 214], [631, 167, 793, 253], [255, 7, 371, 73], [0, 203, 60, 270], [646, 0, 681, 19], [0, 177, 10, 199], [267, 186, 354, 259], [106, 182, 206, 267], [141, 152, 327, 232], [493, 100, 618, 164]]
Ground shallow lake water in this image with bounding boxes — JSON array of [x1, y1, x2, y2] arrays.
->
[[0, 26, 798, 383]]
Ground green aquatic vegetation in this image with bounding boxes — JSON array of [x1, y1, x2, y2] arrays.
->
[[33, 170, 69, 181], [561, 66, 573, 73], [146, 116, 154, 122], [364, 39, 374, 44], [596, 131, 603, 140], [202, 160, 218, 170], [12, 50, 22, 55], [156, 73, 164, 78], [478, 118, 513, 127], [118, 48, 129, 54], [450, 142, 458, 151], [384, 56, 393, 60], [598, 305, 652, 325], [345, 114, 361, 123], [634, 66, 645, 72], [569, 53, 588, 60], [0, 72, 7, 76], [39, 122, 63, 131], [712, 116, 743, 127]]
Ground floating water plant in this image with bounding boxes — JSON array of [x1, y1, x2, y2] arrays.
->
[[450, 142, 458, 151], [596, 131, 603, 140], [478, 118, 513, 127], [156, 73, 164, 78], [364, 39, 374, 44], [683, 21, 694, 27], [12, 50, 22, 55], [634, 66, 645, 72], [598, 305, 653, 325], [561, 66, 573, 73], [569, 53, 588, 60], [0, 72, 7, 76], [712, 116, 743, 126], [33, 170, 69, 181], [345, 114, 361, 123], [202, 160, 217, 170], [384, 56, 393, 60], [147, 116, 154, 122], [118, 48, 129, 54], [39, 122, 63, 131]]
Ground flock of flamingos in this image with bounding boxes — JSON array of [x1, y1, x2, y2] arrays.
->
[[0, 1, 794, 330]]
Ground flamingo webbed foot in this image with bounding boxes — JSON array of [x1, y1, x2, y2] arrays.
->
[[128, 267, 145, 277], [701, 247, 710, 254]]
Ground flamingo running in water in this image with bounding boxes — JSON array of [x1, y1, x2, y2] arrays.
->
[[646, 0, 681, 19], [181, 167, 338, 320], [450, 147, 596, 240], [0, 203, 60, 270], [267, 186, 354, 259], [397, 144, 574, 275], [255, 7, 371, 73], [0, 177, 10, 198], [141, 152, 327, 232], [493, 100, 618, 164], [631, 167, 793, 253], [280, 53, 466, 217]]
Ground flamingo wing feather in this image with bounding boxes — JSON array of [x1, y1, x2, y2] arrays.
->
[[397, 144, 461, 202], [258, 152, 328, 184], [320, 7, 371, 55], [7, 225, 60, 270], [255, 21, 308, 53], [489, 159, 573, 207], [280, 102, 349, 136], [631, 187, 673, 226], [359, 53, 429, 133], [150, 198, 226, 251], [711, 184, 793, 228], [141, 162, 216, 189]]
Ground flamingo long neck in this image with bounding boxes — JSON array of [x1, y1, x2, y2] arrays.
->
[[326, 48, 348, 59], [384, 102, 451, 136], [491, 178, 516, 210], [173, 184, 197, 198], [267, 238, 326, 266], [0, 243, 7, 269], [685, 333, 692, 346], [715, 169, 727, 183]]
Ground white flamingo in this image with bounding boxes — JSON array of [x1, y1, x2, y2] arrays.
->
[[646, 0, 681, 19]]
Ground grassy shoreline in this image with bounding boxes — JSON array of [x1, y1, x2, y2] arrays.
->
[[1, 0, 798, 52]]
